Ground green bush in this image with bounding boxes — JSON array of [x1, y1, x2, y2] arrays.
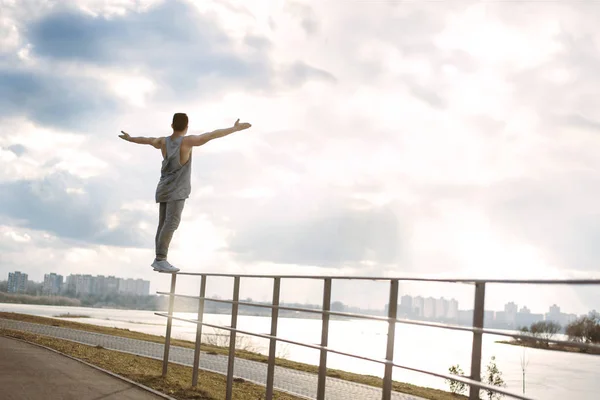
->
[[445, 364, 467, 395], [446, 356, 506, 399], [480, 356, 506, 399]]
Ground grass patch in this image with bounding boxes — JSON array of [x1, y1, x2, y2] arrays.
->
[[0, 312, 462, 400], [497, 339, 600, 355], [0, 328, 300, 400], [54, 313, 91, 318]]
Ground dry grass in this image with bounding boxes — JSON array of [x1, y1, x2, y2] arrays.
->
[[0, 328, 301, 400], [0, 312, 462, 400]]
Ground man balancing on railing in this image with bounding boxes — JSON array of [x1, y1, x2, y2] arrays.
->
[[119, 113, 252, 273]]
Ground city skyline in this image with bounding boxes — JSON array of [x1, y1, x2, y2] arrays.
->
[[3, 270, 151, 297], [2, 268, 594, 321], [2, 267, 596, 331], [390, 294, 593, 329]]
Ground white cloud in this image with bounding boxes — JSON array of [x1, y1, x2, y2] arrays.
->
[[4, 230, 31, 243], [435, 3, 562, 69], [110, 74, 156, 107], [0, 118, 108, 180], [0, 0, 599, 314]]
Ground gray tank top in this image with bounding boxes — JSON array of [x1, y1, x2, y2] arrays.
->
[[155, 136, 192, 203]]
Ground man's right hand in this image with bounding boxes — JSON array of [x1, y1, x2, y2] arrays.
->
[[119, 131, 131, 141]]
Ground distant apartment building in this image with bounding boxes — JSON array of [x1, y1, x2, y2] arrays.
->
[[43, 273, 63, 295], [435, 298, 449, 319], [7, 271, 28, 293], [412, 296, 425, 318], [515, 306, 544, 327], [399, 295, 413, 317], [93, 275, 120, 295], [423, 297, 436, 319], [65, 274, 94, 295], [494, 302, 519, 327], [447, 299, 459, 320], [504, 302, 518, 327], [118, 278, 150, 296], [65, 274, 150, 297], [545, 304, 577, 327]]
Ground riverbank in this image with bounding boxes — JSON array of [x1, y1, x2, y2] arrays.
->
[[0, 312, 463, 400], [0, 291, 159, 310], [0, 292, 81, 307], [497, 339, 600, 355], [0, 293, 353, 320]]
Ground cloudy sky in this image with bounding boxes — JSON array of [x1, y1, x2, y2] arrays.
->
[[1, 0, 599, 314]]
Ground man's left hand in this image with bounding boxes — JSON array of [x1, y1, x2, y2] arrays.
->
[[234, 119, 252, 131]]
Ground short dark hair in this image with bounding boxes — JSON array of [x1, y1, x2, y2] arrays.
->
[[172, 113, 188, 131]]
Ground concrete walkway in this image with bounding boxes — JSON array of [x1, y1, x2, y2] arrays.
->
[[0, 336, 166, 400], [0, 318, 425, 400]]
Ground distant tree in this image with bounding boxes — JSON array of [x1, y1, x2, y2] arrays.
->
[[445, 364, 467, 395], [331, 301, 346, 312], [529, 321, 561, 346], [516, 326, 535, 345], [0, 280, 7, 292], [481, 356, 506, 400], [566, 314, 600, 346]]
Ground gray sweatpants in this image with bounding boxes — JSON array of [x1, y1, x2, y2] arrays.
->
[[155, 200, 185, 260]]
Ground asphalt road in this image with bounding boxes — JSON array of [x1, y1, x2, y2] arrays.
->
[[0, 336, 167, 400]]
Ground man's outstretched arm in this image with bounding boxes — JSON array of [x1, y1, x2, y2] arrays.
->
[[185, 119, 252, 147], [119, 131, 163, 149]]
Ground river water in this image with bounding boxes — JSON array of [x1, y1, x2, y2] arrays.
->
[[0, 303, 597, 399]]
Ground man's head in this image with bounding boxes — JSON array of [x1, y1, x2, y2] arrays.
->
[[172, 113, 189, 134]]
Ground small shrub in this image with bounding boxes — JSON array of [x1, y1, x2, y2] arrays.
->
[[481, 356, 506, 400], [445, 364, 467, 395]]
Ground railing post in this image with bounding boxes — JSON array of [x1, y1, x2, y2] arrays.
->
[[225, 276, 241, 400], [469, 282, 486, 400], [265, 277, 281, 400], [382, 279, 399, 400], [316, 278, 332, 400], [162, 273, 177, 377], [192, 275, 207, 387]]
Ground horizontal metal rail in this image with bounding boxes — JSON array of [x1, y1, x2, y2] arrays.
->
[[157, 273, 600, 400], [154, 313, 533, 400], [159, 271, 600, 285], [156, 292, 600, 353]]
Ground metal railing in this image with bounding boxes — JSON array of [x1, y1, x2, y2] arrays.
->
[[155, 273, 600, 400]]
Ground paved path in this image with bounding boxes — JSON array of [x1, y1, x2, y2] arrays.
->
[[0, 335, 166, 400], [0, 318, 425, 400]]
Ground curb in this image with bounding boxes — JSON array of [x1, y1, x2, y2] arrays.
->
[[1, 333, 179, 400]]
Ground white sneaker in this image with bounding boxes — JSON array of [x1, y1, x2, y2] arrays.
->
[[151, 259, 180, 273]]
